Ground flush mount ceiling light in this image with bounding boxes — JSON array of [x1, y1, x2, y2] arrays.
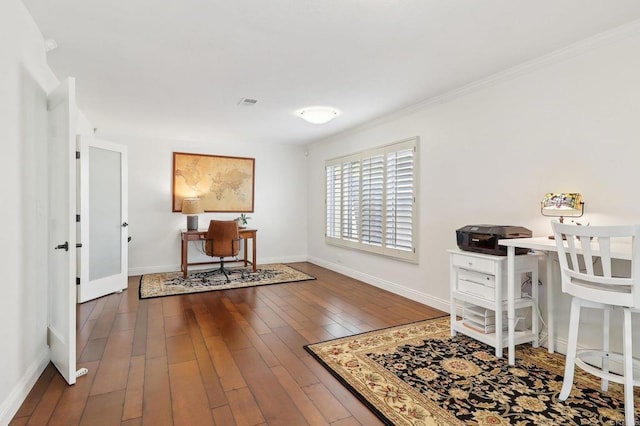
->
[[296, 106, 340, 124]]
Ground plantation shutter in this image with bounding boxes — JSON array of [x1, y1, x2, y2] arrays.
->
[[385, 148, 414, 252], [324, 137, 418, 262], [361, 154, 384, 246], [341, 160, 360, 242], [325, 164, 341, 238]]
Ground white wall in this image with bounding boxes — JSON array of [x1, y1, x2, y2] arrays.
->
[[0, 1, 59, 423], [104, 135, 309, 275], [307, 27, 640, 354]]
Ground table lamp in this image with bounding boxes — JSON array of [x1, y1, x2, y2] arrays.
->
[[541, 192, 584, 238], [182, 198, 204, 230]]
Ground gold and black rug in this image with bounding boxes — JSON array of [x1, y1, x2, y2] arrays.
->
[[305, 317, 637, 425], [139, 263, 315, 299]]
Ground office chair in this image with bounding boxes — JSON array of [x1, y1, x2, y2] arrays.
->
[[203, 220, 240, 283], [552, 221, 640, 425]]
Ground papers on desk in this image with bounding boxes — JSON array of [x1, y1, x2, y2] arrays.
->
[[463, 305, 506, 334], [462, 304, 526, 334]]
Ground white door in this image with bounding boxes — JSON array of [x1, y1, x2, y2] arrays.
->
[[77, 135, 129, 303], [47, 78, 77, 385]]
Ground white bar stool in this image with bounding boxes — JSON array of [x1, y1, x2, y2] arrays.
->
[[552, 221, 640, 426]]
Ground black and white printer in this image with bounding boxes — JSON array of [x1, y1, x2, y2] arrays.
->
[[456, 225, 532, 256]]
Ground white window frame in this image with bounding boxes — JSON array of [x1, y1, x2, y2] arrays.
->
[[325, 137, 419, 263]]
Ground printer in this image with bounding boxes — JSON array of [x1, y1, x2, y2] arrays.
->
[[456, 224, 532, 256]]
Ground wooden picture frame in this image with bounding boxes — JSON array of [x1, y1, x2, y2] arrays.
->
[[172, 152, 255, 212]]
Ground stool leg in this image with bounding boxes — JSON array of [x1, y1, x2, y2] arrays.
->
[[559, 297, 581, 401], [622, 308, 635, 426], [601, 307, 610, 392]]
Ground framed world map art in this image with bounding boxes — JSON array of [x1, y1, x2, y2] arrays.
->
[[172, 152, 255, 212]]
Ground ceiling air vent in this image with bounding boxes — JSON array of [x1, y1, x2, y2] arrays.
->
[[238, 97, 258, 106]]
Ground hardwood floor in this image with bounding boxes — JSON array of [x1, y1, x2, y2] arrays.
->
[[11, 262, 445, 425]]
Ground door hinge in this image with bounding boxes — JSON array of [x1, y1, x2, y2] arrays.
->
[[76, 214, 80, 222], [76, 151, 80, 159], [76, 277, 80, 285]]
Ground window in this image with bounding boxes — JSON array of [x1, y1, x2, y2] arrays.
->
[[325, 137, 418, 262]]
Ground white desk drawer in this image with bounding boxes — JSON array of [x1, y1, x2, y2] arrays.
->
[[458, 278, 500, 300], [457, 269, 495, 288], [451, 253, 497, 274], [455, 269, 520, 300]]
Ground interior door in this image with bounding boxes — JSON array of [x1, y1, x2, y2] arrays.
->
[[77, 135, 129, 303], [47, 78, 77, 385]]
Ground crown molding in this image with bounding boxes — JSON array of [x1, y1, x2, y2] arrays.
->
[[315, 18, 640, 145]]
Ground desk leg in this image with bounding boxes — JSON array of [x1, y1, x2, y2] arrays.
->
[[507, 246, 516, 365], [495, 261, 503, 359], [243, 238, 248, 268], [531, 259, 539, 348], [181, 237, 188, 278], [545, 252, 555, 353], [251, 234, 257, 272]]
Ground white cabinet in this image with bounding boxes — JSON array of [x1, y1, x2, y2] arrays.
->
[[449, 249, 539, 358]]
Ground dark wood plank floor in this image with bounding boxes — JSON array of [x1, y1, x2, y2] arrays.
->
[[11, 262, 445, 425]]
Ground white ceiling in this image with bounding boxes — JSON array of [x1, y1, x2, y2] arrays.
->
[[22, 1, 640, 145]]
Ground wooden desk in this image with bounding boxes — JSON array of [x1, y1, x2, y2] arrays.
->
[[181, 228, 257, 278]]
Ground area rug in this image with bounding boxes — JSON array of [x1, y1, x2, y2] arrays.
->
[[305, 316, 638, 425], [139, 263, 315, 299]]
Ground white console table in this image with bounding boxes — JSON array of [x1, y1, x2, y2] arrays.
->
[[498, 236, 632, 365]]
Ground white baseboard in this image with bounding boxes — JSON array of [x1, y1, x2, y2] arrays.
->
[[260, 255, 309, 265], [0, 347, 49, 425], [128, 255, 309, 276], [307, 256, 450, 314], [128, 264, 177, 276]]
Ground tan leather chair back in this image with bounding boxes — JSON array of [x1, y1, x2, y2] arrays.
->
[[205, 220, 240, 258]]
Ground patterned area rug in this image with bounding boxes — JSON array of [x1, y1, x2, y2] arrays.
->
[[305, 317, 638, 425], [139, 263, 315, 299]]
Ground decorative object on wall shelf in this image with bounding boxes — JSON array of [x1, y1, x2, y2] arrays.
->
[[181, 198, 204, 230], [173, 152, 255, 213]]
